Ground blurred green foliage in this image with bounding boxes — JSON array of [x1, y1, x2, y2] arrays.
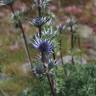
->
[[15, 64, 96, 96], [57, 64, 96, 96]]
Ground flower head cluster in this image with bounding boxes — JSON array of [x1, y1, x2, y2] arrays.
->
[[10, 11, 25, 28], [32, 36, 53, 54], [0, 0, 15, 6], [59, 16, 78, 32], [58, 23, 67, 33], [66, 16, 77, 27], [31, 17, 49, 27], [33, 0, 51, 8], [42, 26, 57, 37]]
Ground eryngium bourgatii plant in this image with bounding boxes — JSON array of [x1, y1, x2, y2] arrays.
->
[[32, 35, 56, 96]]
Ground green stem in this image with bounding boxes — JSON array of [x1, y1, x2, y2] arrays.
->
[[59, 39, 64, 65], [52, 49, 56, 61], [59, 28, 64, 65], [70, 24, 74, 64]]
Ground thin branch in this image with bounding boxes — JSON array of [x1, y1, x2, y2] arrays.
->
[[37, 0, 42, 37], [46, 73, 57, 96], [9, 4, 33, 69], [70, 23, 75, 64]]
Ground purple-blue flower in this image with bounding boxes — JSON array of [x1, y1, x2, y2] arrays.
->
[[31, 17, 49, 27], [32, 36, 53, 54]]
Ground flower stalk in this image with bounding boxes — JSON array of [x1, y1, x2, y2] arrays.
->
[[52, 49, 56, 61], [33, 37, 56, 96], [70, 20, 75, 64], [9, 4, 33, 69], [37, 0, 42, 17], [41, 52, 56, 96], [59, 39, 64, 65], [37, 0, 42, 37], [42, 55, 56, 96], [59, 25, 64, 65], [46, 73, 57, 96]]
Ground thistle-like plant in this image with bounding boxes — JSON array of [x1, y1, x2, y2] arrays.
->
[[57, 24, 65, 65], [31, 17, 50, 28], [32, 36, 53, 63], [31, 0, 57, 62], [33, 0, 51, 8], [42, 26, 58, 39], [32, 35, 56, 96], [0, 0, 92, 96], [10, 11, 25, 28], [42, 25, 59, 61], [33, 36, 53, 54], [33, 0, 51, 13], [66, 17, 79, 64], [59, 16, 78, 64], [31, 0, 51, 37]]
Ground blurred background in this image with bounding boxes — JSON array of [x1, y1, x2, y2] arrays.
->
[[0, 0, 96, 95]]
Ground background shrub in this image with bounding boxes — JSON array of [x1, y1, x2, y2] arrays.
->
[[57, 64, 96, 96]]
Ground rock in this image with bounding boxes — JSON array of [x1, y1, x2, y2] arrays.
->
[[77, 25, 93, 39], [56, 55, 87, 65], [0, 73, 9, 80]]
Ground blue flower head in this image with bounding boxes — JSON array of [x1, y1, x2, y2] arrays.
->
[[31, 17, 49, 27], [0, 0, 15, 6], [33, 36, 53, 54]]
